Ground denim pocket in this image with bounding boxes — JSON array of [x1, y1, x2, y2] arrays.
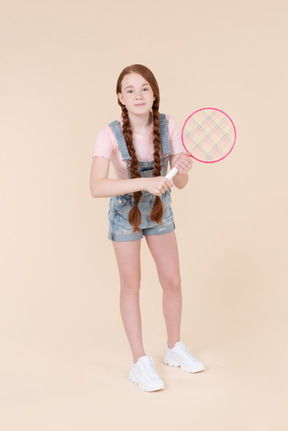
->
[[161, 188, 172, 206], [161, 190, 173, 221], [113, 197, 131, 216]]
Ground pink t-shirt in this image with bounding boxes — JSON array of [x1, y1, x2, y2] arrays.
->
[[92, 114, 183, 179]]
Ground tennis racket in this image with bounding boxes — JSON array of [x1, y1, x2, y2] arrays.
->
[[165, 107, 236, 180]]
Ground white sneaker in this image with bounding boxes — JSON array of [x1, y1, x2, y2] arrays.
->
[[163, 341, 206, 373], [129, 355, 165, 392]]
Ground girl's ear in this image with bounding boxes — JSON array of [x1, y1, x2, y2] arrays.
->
[[118, 92, 124, 105]]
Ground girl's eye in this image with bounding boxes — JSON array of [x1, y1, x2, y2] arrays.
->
[[127, 87, 149, 94]]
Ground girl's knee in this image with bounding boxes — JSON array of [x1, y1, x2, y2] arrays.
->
[[161, 274, 181, 292], [120, 276, 141, 293]]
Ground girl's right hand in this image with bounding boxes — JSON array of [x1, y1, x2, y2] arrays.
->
[[144, 176, 173, 196]]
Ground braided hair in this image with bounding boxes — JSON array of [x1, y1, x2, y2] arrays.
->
[[116, 64, 164, 233]]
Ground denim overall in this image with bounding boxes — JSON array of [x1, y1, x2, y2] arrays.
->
[[107, 113, 175, 241]]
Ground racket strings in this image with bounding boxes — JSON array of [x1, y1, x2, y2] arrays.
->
[[183, 109, 235, 162]]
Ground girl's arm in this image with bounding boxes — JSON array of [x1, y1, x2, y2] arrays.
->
[[169, 152, 193, 189], [90, 156, 173, 197]]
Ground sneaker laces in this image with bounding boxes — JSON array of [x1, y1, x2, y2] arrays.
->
[[181, 345, 198, 361], [139, 359, 159, 379]]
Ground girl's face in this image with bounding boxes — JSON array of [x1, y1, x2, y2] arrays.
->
[[118, 72, 156, 116]]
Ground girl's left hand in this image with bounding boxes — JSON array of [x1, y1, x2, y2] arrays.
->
[[174, 152, 193, 175]]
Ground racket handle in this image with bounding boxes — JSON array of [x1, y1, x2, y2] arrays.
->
[[165, 167, 179, 180]]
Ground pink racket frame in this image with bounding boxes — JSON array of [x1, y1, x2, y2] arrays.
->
[[181, 107, 237, 164]]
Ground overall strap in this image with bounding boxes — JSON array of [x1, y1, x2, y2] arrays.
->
[[108, 120, 132, 161], [159, 113, 171, 155]]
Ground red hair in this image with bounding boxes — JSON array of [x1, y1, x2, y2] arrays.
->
[[116, 64, 164, 232]]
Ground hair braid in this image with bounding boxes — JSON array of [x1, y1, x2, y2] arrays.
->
[[149, 101, 164, 224], [121, 105, 142, 232]]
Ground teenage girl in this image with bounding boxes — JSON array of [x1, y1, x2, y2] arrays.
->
[[90, 64, 205, 392]]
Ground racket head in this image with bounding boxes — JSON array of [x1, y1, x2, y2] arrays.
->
[[181, 107, 236, 163]]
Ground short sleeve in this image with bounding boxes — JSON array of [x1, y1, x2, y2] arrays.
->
[[92, 125, 116, 159], [166, 114, 184, 155]]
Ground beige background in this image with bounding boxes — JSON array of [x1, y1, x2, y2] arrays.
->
[[1, 0, 287, 430]]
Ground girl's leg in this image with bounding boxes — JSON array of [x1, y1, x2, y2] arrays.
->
[[112, 239, 146, 363], [145, 231, 182, 349]]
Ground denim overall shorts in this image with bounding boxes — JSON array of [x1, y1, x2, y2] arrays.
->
[[107, 113, 175, 242]]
